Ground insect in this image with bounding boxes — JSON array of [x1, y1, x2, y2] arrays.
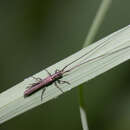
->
[[24, 28, 130, 101]]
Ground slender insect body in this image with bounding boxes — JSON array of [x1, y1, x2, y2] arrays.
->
[[24, 70, 64, 98]]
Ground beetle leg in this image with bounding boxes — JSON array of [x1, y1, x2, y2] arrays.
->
[[41, 88, 46, 101], [45, 69, 52, 76], [58, 80, 70, 85], [26, 82, 39, 89], [54, 82, 64, 93], [32, 76, 42, 81]]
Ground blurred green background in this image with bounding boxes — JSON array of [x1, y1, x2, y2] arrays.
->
[[0, 0, 130, 130]]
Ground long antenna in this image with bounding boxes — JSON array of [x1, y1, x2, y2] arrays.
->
[[62, 27, 127, 71], [64, 45, 130, 73]]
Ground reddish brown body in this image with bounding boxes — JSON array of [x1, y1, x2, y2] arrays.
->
[[24, 71, 63, 97]]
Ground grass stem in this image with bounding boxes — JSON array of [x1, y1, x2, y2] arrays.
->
[[79, 0, 112, 129]]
